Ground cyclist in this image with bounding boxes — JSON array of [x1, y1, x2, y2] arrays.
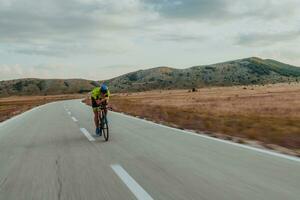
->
[[90, 84, 110, 136]]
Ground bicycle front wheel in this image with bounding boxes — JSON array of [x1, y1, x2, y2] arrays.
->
[[101, 113, 109, 141]]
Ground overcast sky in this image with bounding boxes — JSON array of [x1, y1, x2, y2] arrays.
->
[[1, 0, 300, 80]]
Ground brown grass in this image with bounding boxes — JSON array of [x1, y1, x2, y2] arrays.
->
[[0, 94, 85, 122], [109, 83, 300, 153]]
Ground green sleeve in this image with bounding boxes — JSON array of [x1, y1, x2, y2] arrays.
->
[[91, 88, 99, 99]]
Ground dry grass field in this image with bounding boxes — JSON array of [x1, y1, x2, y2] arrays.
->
[[109, 83, 300, 155], [0, 94, 85, 122]]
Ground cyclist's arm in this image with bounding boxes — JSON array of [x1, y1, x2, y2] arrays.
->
[[99, 91, 110, 103], [98, 97, 109, 103], [105, 90, 110, 102]]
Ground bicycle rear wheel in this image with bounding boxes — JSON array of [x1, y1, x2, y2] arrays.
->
[[101, 111, 109, 141]]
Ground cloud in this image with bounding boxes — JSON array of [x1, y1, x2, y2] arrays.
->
[[228, 0, 300, 20], [1, 0, 299, 56], [144, 0, 300, 22], [0, 0, 152, 56], [0, 64, 24, 80], [0, 63, 79, 80], [143, 0, 230, 20], [7, 36, 134, 57], [236, 30, 300, 46], [155, 33, 206, 42]]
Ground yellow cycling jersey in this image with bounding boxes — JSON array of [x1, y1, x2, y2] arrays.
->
[[91, 87, 110, 100]]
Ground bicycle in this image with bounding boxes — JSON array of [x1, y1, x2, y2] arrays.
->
[[98, 104, 109, 141]]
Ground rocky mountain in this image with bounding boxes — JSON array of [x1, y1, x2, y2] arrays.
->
[[1, 57, 299, 97], [0, 79, 98, 97], [106, 57, 300, 92]]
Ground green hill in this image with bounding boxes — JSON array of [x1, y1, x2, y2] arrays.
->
[[106, 57, 300, 92], [0, 78, 98, 97], [1, 57, 300, 97]]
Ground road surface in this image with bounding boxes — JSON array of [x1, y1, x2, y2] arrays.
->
[[0, 100, 299, 200]]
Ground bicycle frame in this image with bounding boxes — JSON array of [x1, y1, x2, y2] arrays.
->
[[97, 106, 109, 141]]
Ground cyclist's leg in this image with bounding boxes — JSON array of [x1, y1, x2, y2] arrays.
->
[[93, 107, 100, 128], [99, 108, 103, 123], [103, 100, 108, 115], [91, 97, 100, 128], [98, 107, 105, 136]]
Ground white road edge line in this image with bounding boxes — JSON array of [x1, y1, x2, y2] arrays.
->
[[78, 100, 300, 162], [80, 128, 95, 142], [110, 111, 300, 163], [71, 117, 78, 122], [111, 164, 154, 200]]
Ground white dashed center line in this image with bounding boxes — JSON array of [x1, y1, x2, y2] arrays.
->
[[65, 107, 95, 142], [80, 128, 95, 142], [111, 164, 154, 200], [71, 117, 78, 122]]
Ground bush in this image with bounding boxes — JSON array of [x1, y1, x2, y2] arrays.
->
[[127, 73, 138, 81], [13, 81, 23, 91]]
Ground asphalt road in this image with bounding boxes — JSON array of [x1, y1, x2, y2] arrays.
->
[[0, 100, 299, 200]]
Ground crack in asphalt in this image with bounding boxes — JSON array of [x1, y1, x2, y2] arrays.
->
[[0, 177, 7, 190], [55, 156, 62, 200]]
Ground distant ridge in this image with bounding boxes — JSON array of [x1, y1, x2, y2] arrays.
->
[[106, 57, 300, 92], [0, 79, 98, 97], [1, 57, 300, 97]]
